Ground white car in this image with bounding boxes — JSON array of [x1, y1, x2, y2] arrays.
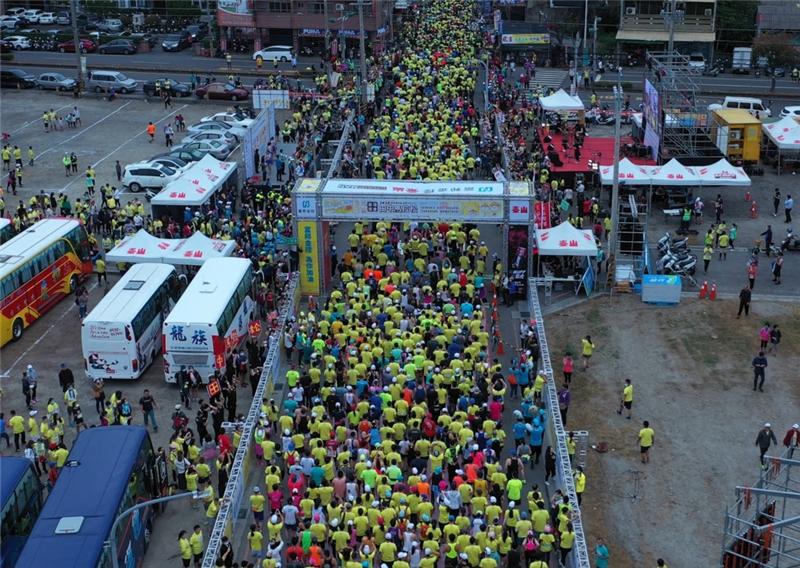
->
[[21, 9, 43, 23], [172, 138, 232, 160], [182, 130, 238, 147], [780, 106, 800, 118], [200, 111, 254, 129], [37, 12, 56, 24], [5, 8, 26, 18], [5, 36, 31, 49], [0, 16, 19, 29], [252, 45, 293, 64], [186, 120, 247, 140], [122, 162, 180, 192]]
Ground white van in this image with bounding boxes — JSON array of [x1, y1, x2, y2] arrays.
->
[[252, 45, 293, 64], [709, 96, 771, 118]]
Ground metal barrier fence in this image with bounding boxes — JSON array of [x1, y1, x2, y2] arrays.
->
[[201, 273, 300, 568], [528, 278, 591, 568]]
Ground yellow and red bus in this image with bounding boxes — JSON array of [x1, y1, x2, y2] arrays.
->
[[0, 219, 92, 346]]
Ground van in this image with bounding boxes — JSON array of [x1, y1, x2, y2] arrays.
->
[[97, 18, 123, 32], [709, 96, 771, 118], [252, 45, 293, 64], [688, 52, 705, 71], [87, 70, 138, 93]]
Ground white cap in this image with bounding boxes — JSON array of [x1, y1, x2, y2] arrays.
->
[[765, 423, 772, 428], [270, 515, 278, 523]]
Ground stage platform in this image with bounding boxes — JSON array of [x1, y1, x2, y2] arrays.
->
[[538, 130, 655, 173]]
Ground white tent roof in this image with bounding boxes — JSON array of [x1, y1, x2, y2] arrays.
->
[[105, 229, 235, 266], [536, 222, 598, 256], [763, 117, 800, 150], [649, 158, 701, 186], [694, 158, 751, 187], [105, 230, 172, 263], [150, 154, 237, 207], [539, 89, 584, 112], [166, 232, 237, 266], [599, 158, 653, 185]]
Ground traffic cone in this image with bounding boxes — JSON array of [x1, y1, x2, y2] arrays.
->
[[699, 280, 708, 299], [751, 201, 758, 218], [709, 283, 717, 300], [744, 191, 752, 202], [497, 339, 505, 355]]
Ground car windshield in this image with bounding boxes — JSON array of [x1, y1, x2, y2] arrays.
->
[[164, 34, 180, 41], [689, 54, 704, 63], [116, 73, 130, 81]]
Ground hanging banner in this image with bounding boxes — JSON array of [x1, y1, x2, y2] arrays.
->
[[243, 105, 276, 179], [321, 196, 504, 222], [509, 199, 531, 223], [298, 221, 321, 295], [534, 201, 551, 228]]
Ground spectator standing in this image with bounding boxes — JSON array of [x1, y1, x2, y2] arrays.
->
[[752, 350, 768, 392], [756, 423, 778, 468], [139, 389, 159, 432], [737, 284, 751, 318]]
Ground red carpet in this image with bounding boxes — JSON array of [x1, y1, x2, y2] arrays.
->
[[538, 129, 655, 173]]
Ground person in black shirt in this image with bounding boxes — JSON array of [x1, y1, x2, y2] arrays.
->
[[196, 402, 210, 443], [737, 285, 752, 318], [58, 363, 75, 392], [752, 350, 768, 392]]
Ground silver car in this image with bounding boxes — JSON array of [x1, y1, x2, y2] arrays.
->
[[36, 72, 77, 91], [186, 120, 247, 141], [172, 139, 232, 160], [182, 130, 238, 146]]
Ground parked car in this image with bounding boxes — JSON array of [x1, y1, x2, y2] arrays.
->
[[57, 38, 96, 52], [4, 35, 31, 49], [119, 30, 155, 46], [56, 11, 71, 25], [154, 149, 205, 163], [172, 138, 233, 160], [142, 77, 192, 97], [149, 156, 189, 171], [98, 39, 137, 54], [0, 16, 19, 30], [37, 12, 56, 24], [187, 120, 247, 140], [122, 162, 180, 192], [36, 72, 77, 91], [780, 106, 800, 118], [96, 18, 123, 32], [200, 110, 254, 128], [87, 70, 137, 93], [161, 31, 190, 51], [252, 45, 293, 64], [708, 96, 771, 118], [184, 24, 206, 42], [0, 39, 12, 53], [195, 82, 250, 101], [5, 8, 26, 18], [0, 68, 37, 88], [182, 130, 238, 146], [21, 9, 43, 23]]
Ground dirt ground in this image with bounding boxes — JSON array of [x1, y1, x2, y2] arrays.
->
[[546, 295, 800, 567]]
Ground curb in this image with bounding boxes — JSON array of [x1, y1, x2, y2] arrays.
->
[[593, 80, 800, 99]]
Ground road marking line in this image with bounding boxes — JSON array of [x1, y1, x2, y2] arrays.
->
[[36, 101, 134, 159], [0, 281, 99, 377], [58, 104, 189, 193], [9, 104, 72, 135]]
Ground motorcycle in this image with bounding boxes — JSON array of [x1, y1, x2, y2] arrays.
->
[[780, 228, 800, 251], [657, 232, 689, 255]]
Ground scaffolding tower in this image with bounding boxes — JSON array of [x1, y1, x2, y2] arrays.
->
[[644, 51, 719, 162], [721, 447, 800, 567]]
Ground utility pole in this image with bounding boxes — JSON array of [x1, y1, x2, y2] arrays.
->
[[356, 0, 368, 105], [323, 0, 330, 54], [70, 0, 83, 91], [582, 0, 588, 68], [592, 17, 601, 70], [607, 71, 623, 265]]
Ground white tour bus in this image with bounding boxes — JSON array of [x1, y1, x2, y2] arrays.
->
[[82, 263, 180, 380], [162, 257, 255, 383]]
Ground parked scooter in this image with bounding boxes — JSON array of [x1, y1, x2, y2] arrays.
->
[[780, 227, 800, 251]]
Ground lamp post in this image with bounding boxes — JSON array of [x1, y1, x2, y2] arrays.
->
[[70, 0, 83, 92], [354, 0, 369, 106], [607, 70, 624, 264], [106, 490, 211, 568]]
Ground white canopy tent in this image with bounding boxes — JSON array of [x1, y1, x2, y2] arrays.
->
[[536, 222, 598, 256], [150, 154, 237, 207], [649, 158, 701, 186], [539, 89, 584, 112], [694, 159, 751, 187], [763, 117, 800, 150], [599, 158, 653, 186], [105, 229, 236, 265]]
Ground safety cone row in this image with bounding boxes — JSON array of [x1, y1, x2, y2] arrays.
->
[[709, 283, 717, 300], [699, 280, 708, 299]]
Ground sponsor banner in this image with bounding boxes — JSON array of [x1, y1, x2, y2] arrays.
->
[[321, 196, 504, 222]]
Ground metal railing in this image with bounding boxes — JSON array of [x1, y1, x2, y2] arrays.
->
[[201, 273, 300, 568], [528, 278, 591, 568]]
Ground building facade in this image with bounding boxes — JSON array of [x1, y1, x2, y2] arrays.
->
[[217, 0, 394, 56], [616, 0, 717, 57]]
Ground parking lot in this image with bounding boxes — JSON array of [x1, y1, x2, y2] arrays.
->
[[0, 89, 254, 204]]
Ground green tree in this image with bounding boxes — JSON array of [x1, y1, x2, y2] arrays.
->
[[715, 0, 758, 54], [753, 33, 799, 68]]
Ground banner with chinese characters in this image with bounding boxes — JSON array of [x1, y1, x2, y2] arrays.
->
[[298, 221, 321, 295], [321, 196, 504, 222], [534, 201, 551, 229]]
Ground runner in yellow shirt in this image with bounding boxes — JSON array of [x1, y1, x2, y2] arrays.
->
[[638, 420, 655, 464], [617, 378, 633, 419]]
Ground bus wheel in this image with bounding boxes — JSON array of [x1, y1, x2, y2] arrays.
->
[[69, 274, 78, 293], [12, 318, 23, 341]]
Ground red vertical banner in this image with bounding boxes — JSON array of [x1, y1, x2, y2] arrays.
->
[[534, 201, 551, 229]]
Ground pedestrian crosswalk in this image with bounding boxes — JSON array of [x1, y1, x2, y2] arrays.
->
[[528, 68, 568, 91]]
